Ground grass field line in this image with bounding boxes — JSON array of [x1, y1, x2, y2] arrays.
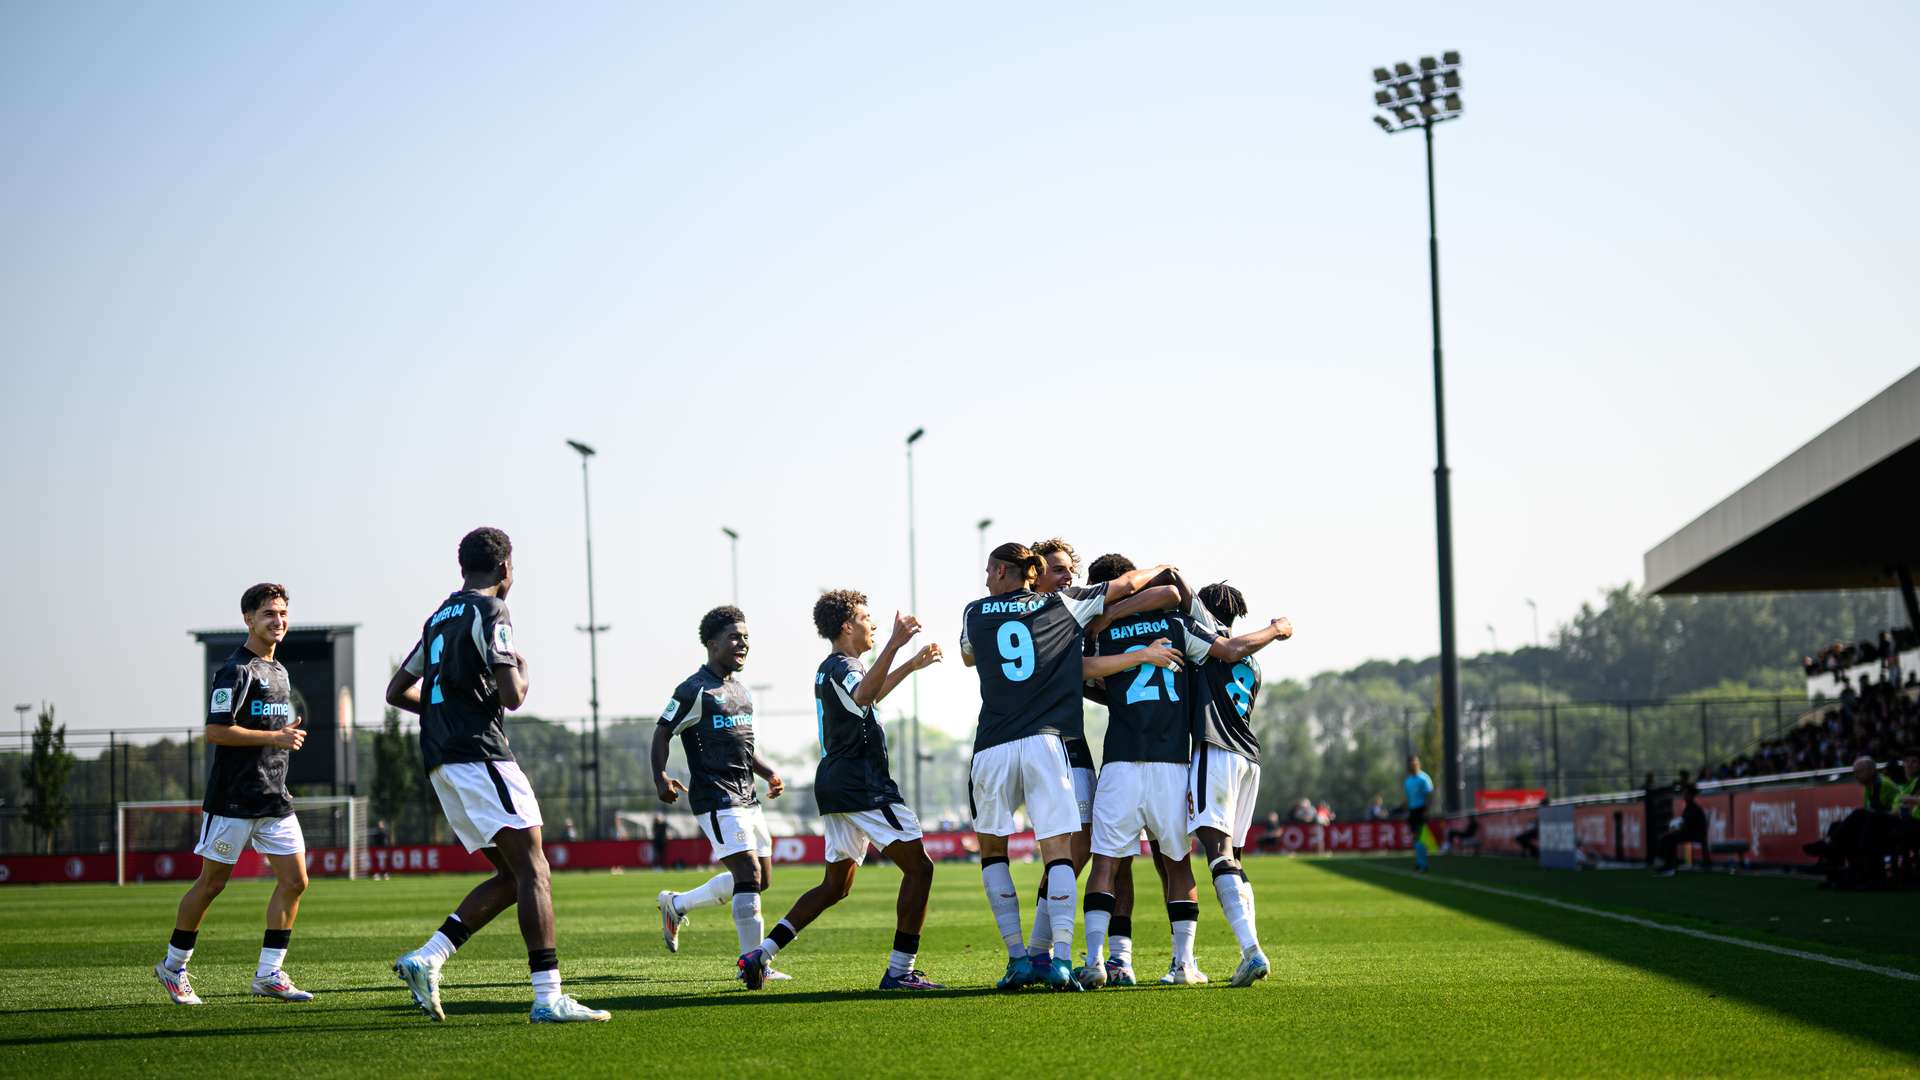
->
[[1360, 864, 1920, 983]]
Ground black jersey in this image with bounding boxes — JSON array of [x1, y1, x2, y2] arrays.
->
[[1189, 605, 1263, 762], [1092, 611, 1216, 764], [813, 653, 905, 813], [402, 591, 519, 772], [661, 666, 758, 815], [203, 645, 296, 819], [960, 584, 1108, 753]]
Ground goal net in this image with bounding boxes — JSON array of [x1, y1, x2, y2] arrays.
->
[[116, 796, 369, 885]]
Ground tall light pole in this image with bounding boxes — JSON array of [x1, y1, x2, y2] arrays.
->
[[905, 427, 925, 808], [1528, 597, 1555, 796], [13, 703, 29, 747], [1371, 51, 1465, 811], [975, 517, 993, 570], [721, 527, 741, 605], [566, 439, 608, 839]]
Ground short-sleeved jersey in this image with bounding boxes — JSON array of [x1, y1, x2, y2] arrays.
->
[[1404, 769, 1434, 810], [1092, 611, 1216, 764], [813, 653, 904, 813], [960, 584, 1108, 753], [402, 591, 519, 771], [1188, 605, 1263, 763], [203, 645, 297, 819], [660, 666, 758, 815]]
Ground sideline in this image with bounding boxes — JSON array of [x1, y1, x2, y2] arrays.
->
[[1360, 863, 1920, 983]]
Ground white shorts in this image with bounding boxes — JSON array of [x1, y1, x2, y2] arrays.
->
[[430, 760, 544, 853], [1092, 761, 1190, 859], [823, 803, 923, 864], [194, 812, 304, 864], [700, 804, 773, 861], [1188, 744, 1260, 847], [969, 733, 1080, 840], [1072, 768, 1097, 826]]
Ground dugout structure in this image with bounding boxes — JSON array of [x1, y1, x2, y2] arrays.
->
[[1643, 365, 1920, 621], [190, 624, 358, 794]]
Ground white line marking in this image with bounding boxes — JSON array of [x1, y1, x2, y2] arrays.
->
[[1363, 864, 1920, 982]]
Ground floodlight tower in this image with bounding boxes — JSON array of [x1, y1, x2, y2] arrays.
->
[[905, 428, 926, 807], [1371, 51, 1466, 812]]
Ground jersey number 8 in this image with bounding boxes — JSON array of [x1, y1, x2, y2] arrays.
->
[[996, 622, 1034, 682]]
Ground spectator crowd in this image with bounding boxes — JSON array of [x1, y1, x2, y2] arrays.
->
[[1803, 628, 1917, 678], [1706, 671, 1920, 781]]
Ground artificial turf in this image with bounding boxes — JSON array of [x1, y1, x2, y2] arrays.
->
[[1, 855, 1913, 1078]]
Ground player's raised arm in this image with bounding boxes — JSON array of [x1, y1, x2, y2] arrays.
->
[[1101, 564, 1181, 606], [878, 642, 942, 702], [1207, 617, 1295, 663], [853, 611, 918, 708], [1082, 638, 1183, 681]]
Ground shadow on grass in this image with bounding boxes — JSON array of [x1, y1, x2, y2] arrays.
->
[[1309, 859, 1915, 1058]]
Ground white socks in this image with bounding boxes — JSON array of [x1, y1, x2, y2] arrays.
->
[[1083, 893, 1114, 968], [255, 947, 287, 979], [531, 968, 561, 1006], [732, 892, 764, 952], [1169, 899, 1200, 966], [420, 931, 455, 965], [981, 858, 1025, 958], [1045, 861, 1077, 963], [1027, 890, 1050, 959], [675, 871, 736, 915], [164, 945, 192, 973], [1210, 858, 1259, 955]]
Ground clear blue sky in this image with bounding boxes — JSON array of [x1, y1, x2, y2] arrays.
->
[[4, 2, 1916, 751]]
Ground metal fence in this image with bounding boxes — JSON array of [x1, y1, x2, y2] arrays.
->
[[2, 696, 1817, 855]]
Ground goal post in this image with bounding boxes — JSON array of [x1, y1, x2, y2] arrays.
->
[[116, 796, 370, 885]]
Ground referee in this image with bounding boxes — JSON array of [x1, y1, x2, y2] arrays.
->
[[1404, 756, 1435, 873]]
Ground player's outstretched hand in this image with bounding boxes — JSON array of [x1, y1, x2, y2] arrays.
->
[[892, 611, 922, 644], [912, 643, 944, 671], [765, 773, 785, 799], [1271, 617, 1294, 640], [276, 717, 307, 751], [1136, 639, 1182, 671], [656, 775, 686, 805]]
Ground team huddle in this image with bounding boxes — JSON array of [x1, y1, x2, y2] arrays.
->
[[150, 528, 1292, 1021]]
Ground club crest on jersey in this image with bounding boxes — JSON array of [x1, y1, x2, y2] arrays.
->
[[213, 839, 234, 858], [210, 688, 233, 713], [661, 699, 681, 723]]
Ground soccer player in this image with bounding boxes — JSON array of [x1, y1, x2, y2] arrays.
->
[[963, 540, 1178, 991], [388, 528, 609, 1024], [653, 605, 789, 985], [154, 582, 314, 1005], [738, 591, 945, 990], [1186, 581, 1293, 988], [1405, 755, 1436, 872], [1079, 554, 1293, 988]]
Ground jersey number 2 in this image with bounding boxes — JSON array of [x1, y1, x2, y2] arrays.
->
[[428, 635, 446, 704]]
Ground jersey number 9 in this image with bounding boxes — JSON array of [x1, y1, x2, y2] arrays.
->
[[997, 622, 1034, 682]]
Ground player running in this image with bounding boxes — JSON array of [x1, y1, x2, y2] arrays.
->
[[155, 582, 314, 1006], [388, 528, 609, 1024], [963, 540, 1178, 991], [1186, 581, 1293, 988], [738, 591, 944, 990], [653, 606, 789, 985]]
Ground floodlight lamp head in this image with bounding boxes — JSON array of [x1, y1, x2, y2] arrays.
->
[[1419, 102, 1437, 118], [1396, 83, 1415, 100], [1392, 106, 1415, 123], [1374, 115, 1393, 132], [1443, 50, 1461, 65], [906, 427, 925, 445], [721, 526, 740, 540], [1419, 56, 1437, 71], [1375, 90, 1392, 106], [1443, 71, 1460, 89], [1393, 61, 1413, 77], [566, 439, 597, 457], [977, 517, 993, 530], [1372, 67, 1392, 83], [1444, 94, 1462, 113], [1420, 76, 1436, 95]]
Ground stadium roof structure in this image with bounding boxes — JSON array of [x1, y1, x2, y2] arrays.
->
[[1642, 366, 1920, 621]]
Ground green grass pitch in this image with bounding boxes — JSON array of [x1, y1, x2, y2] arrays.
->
[[2, 855, 1915, 1078]]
